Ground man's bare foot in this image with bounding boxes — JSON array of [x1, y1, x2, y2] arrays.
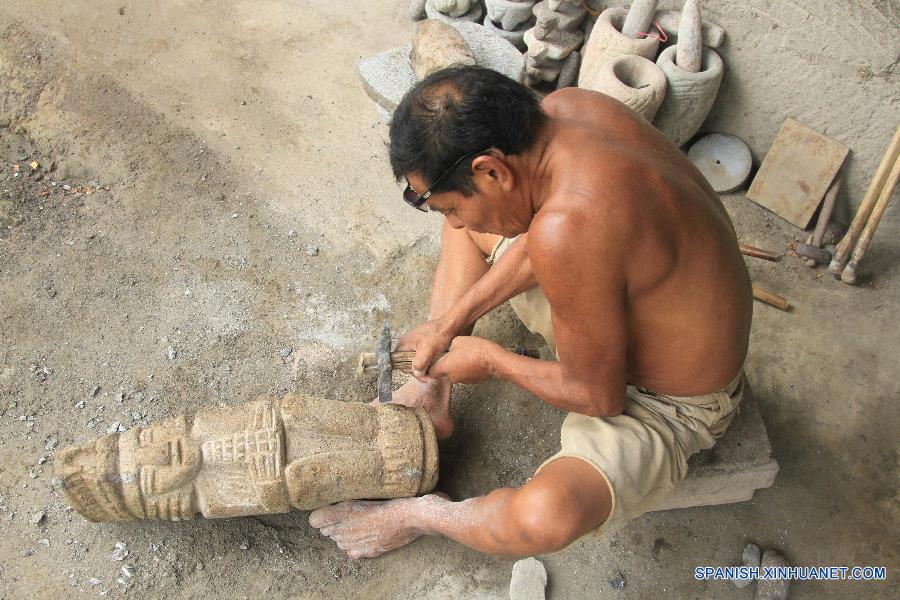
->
[[370, 378, 454, 440], [309, 495, 441, 559]]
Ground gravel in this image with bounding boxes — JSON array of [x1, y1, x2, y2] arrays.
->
[[111, 542, 129, 562]]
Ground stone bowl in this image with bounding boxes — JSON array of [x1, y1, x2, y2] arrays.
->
[[587, 54, 667, 122], [653, 45, 724, 147], [577, 6, 660, 90]]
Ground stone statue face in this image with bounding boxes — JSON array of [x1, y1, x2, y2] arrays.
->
[[134, 423, 201, 495], [119, 415, 200, 520]]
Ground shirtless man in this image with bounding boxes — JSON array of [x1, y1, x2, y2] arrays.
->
[[310, 66, 752, 558]]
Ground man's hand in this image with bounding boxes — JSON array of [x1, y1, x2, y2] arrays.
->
[[427, 336, 501, 385], [397, 318, 458, 382]]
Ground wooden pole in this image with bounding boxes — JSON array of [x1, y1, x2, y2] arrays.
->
[[830, 126, 900, 274], [840, 153, 900, 285]]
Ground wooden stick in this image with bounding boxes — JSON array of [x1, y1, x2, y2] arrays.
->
[[840, 153, 900, 285], [752, 284, 790, 311], [358, 347, 541, 375], [830, 126, 900, 274], [740, 244, 783, 262]]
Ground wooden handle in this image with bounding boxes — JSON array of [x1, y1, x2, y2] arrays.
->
[[841, 153, 900, 284], [831, 126, 900, 273], [812, 173, 842, 247], [358, 347, 542, 375], [752, 284, 790, 311], [740, 244, 783, 262]]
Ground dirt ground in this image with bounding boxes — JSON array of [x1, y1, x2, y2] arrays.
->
[[1, 2, 898, 599]]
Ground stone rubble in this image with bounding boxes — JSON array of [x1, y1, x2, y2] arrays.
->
[[110, 541, 129, 562], [509, 557, 547, 600], [608, 571, 626, 590], [732, 542, 762, 589], [756, 550, 791, 599]]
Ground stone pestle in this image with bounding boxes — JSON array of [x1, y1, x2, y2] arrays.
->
[[578, 7, 660, 89], [676, 0, 703, 73], [655, 9, 724, 48], [653, 44, 724, 147], [588, 54, 668, 122], [621, 0, 659, 38]]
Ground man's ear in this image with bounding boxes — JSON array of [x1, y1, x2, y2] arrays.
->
[[471, 154, 515, 192]]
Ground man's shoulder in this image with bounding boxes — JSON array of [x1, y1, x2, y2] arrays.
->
[[541, 87, 616, 118], [527, 198, 630, 261]]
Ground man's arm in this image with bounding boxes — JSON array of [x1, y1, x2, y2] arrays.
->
[[431, 209, 629, 417], [441, 233, 536, 332], [403, 233, 538, 377], [500, 210, 628, 416]]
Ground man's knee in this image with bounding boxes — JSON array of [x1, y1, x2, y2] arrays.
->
[[468, 230, 501, 256], [506, 481, 596, 554]]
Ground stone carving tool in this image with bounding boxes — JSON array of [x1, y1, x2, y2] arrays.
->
[[377, 320, 393, 404], [360, 322, 540, 401], [795, 172, 842, 266]]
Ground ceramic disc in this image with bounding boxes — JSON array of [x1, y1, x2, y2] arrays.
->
[[688, 133, 753, 193]]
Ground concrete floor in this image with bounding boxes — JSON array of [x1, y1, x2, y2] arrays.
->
[[0, 1, 897, 598]]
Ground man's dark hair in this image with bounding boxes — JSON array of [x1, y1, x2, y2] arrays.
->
[[389, 65, 547, 197]]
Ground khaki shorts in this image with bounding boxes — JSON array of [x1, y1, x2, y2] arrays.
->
[[488, 236, 745, 534]]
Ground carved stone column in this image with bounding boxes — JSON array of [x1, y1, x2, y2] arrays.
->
[[56, 396, 439, 522]]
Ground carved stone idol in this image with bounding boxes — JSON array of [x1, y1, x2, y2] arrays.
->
[[56, 396, 439, 522]]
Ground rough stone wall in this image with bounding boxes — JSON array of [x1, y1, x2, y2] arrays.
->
[[605, 1, 899, 219]]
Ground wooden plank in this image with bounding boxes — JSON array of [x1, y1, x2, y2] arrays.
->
[[746, 118, 848, 228]]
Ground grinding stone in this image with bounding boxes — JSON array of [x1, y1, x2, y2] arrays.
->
[[357, 44, 418, 112], [452, 21, 526, 84], [688, 133, 752, 194], [358, 24, 525, 116]]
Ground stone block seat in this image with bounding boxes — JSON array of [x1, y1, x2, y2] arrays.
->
[[652, 382, 779, 512]]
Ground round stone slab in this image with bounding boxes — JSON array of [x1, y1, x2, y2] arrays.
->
[[688, 133, 753, 193]]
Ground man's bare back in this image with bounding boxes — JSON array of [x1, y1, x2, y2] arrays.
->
[[534, 88, 752, 396]]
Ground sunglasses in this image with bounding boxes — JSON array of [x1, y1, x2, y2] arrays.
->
[[403, 148, 491, 212]]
